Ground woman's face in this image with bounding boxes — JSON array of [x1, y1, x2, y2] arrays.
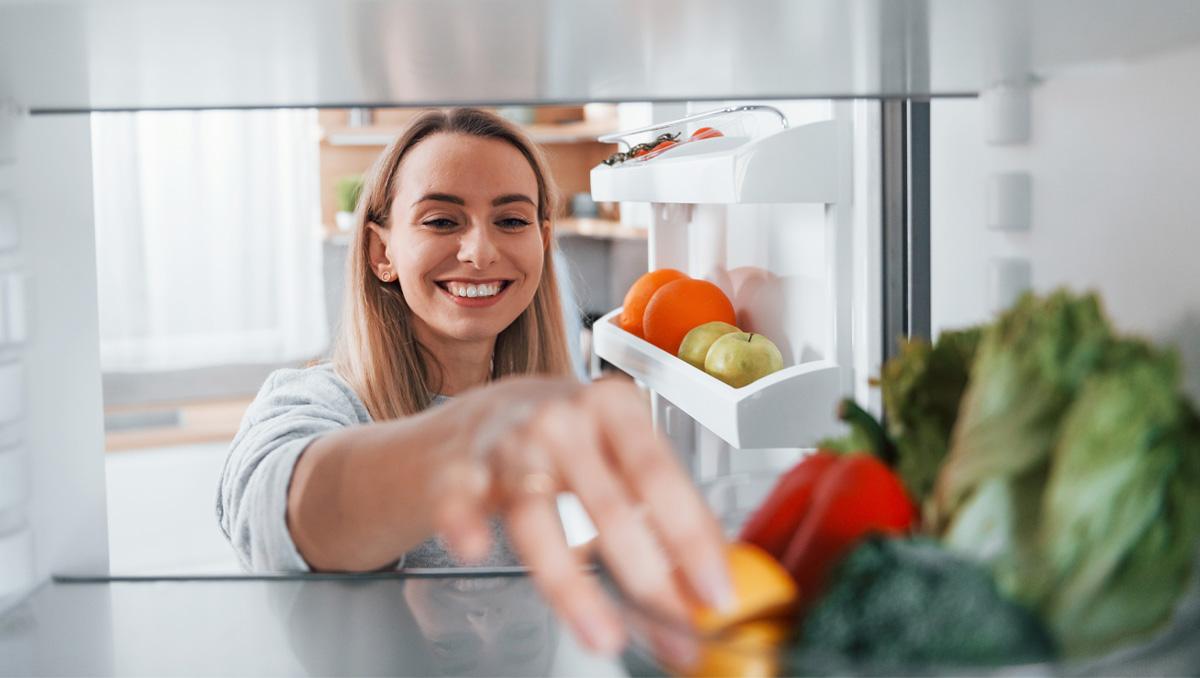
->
[[372, 132, 547, 345]]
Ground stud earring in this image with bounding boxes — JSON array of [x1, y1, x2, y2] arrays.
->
[[381, 270, 392, 281]]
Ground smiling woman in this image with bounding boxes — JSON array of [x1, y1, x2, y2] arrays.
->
[[215, 108, 732, 656]]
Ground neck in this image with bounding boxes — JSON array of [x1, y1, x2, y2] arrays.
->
[[412, 323, 495, 397]]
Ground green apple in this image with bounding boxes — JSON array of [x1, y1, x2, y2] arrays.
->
[[678, 321, 741, 369], [704, 332, 784, 388]]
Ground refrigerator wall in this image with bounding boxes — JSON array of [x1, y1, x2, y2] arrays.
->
[[930, 42, 1200, 401], [0, 113, 109, 606]]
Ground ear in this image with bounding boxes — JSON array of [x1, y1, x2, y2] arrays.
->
[[541, 220, 552, 251], [366, 221, 393, 279]]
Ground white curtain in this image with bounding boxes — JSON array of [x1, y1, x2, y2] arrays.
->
[[91, 109, 327, 371]]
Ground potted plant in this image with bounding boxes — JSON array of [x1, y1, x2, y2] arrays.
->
[[335, 175, 364, 232]]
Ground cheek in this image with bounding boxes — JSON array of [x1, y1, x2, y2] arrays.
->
[[513, 232, 546, 282], [395, 238, 450, 288]]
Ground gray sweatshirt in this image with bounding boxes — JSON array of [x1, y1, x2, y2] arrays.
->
[[215, 362, 519, 572]]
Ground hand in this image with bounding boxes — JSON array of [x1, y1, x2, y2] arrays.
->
[[430, 376, 732, 656]]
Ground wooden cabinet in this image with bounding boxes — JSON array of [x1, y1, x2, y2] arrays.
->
[[318, 106, 627, 238]]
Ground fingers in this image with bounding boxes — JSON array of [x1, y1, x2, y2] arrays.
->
[[505, 485, 625, 655], [430, 459, 493, 564], [534, 400, 690, 623], [583, 378, 734, 611]]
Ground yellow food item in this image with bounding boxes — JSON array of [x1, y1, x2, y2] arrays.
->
[[691, 542, 798, 633], [682, 621, 788, 678]]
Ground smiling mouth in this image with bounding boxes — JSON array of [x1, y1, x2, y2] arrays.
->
[[434, 280, 513, 299]]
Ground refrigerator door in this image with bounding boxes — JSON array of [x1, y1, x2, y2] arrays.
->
[[590, 101, 883, 478]]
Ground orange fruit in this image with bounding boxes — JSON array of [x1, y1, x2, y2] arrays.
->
[[619, 268, 689, 337], [691, 542, 799, 634], [682, 620, 788, 678], [643, 279, 737, 355]]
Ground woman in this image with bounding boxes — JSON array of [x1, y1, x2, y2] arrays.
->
[[216, 108, 730, 655]]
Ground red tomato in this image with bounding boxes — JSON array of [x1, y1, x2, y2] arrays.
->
[[641, 140, 679, 160], [632, 147, 649, 157], [691, 127, 724, 140]]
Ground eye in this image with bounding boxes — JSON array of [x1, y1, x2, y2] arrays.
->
[[497, 217, 532, 229], [421, 217, 458, 229]]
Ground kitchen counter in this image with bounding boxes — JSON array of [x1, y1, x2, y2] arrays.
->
[[0, 573, 627, 677]]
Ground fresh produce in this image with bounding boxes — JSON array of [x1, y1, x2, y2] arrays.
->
[[678, 320, 741, 370], [932, 291, 1113, 529], [878, 327, 983, 507], [690, 126, 724, 141], [781, 452, 917, 605], [932, 289, 1200, 657], [642, 278, 737, 354], [618, 268, 688, 338], [738, 452, 839, 560], [740, 400, 916, 605], [683, 620, 787, 678], [703, 332, 784, 388], [691, 542, 799, 634], [788, 538, 1055, 670], [602, 126, 725, 166], [640, 139, 679, 161], [602, 132, 682, 166], [1035, 355, 1200, 656], [677, 543, 796, 678]]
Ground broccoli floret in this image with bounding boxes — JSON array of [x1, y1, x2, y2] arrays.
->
[[784, 538, 1055, 673]]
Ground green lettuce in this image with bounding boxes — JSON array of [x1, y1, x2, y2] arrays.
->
[[933, 290, 1200, 657], [932, 291, 1113, 529], [880, 327, 983, 507]]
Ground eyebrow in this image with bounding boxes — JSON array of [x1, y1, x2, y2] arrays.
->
[[411, 193, 536, 208]]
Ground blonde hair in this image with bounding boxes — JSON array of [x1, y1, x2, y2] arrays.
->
[[332, 108, 574, 420]]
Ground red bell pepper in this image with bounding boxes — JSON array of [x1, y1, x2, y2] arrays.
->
[[740, 399, 917, 604], [781, 453, 916, 603], [738, 452, 839, 560]]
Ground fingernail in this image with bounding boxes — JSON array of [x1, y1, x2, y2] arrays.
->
[[695, 561, 735, 612], [575, 614, 622, 656]]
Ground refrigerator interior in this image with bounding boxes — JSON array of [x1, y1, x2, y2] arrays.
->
[[0, 0, 1199, 622]]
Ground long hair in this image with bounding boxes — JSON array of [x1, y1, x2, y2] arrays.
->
[[332, 108, 574, 420]]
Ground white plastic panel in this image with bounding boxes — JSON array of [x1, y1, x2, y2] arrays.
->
[[987, 172, 1032, 231], [0, 361, 22, 424], [3, 272, 24, 344], [593, 308, 844, 449], [0, 445, 26, 512], [590, 121, 839, 205], [0, 526, 34, 598], [0, 194, 18, 251]]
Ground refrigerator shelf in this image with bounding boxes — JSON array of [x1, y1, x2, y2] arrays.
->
[[592, 308, 845, 449], [590, 120, 838, 205]]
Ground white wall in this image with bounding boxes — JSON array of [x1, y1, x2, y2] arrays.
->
[[931, 44, 1200, 401]]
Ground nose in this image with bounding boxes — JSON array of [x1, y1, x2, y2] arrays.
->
[[457, 222, 500, 269]]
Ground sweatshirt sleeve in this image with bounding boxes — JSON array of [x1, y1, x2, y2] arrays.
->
[[215, 366, 369, 572]]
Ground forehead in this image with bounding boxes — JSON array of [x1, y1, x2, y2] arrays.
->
[[394, 132, 538, 203]]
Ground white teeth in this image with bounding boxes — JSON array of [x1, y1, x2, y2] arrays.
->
[[444, 281, 503, 298]]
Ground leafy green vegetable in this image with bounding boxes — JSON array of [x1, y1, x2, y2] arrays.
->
[[786, 537, 1055, 672], [932, 289, 1200, 657], [1035, 352, 1200, 656], [933, 291, 1113, 530], [880, 327, 983, 507]]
